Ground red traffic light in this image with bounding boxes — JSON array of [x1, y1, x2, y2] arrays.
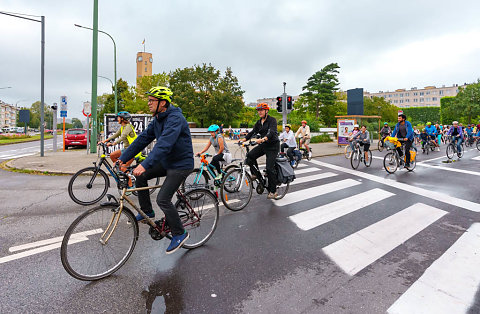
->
[[287, 96, 292, 101]]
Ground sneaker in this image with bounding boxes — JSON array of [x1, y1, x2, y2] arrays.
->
[[166, 231, 189, 254], [404, 163, 410, 168], [214, 173, 223, 181], [290, 160, 295, 166], [267, 192, 278, 199], [308, 151, 312, 158], [135, 211, 155, 222]]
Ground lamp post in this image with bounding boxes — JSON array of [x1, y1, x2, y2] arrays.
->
[[0, 11, 45, 156], [74, 23, 117, 115], [0, 86, 12, 90]]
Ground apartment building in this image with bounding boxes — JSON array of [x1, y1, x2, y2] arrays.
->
[[0, 100, 17, 129], [364, 83, 468, 108]]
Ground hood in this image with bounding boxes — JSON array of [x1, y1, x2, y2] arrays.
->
[[155, 105, 183, 121]]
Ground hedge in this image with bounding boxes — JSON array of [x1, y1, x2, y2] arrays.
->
[[402, 107, 440, 125]]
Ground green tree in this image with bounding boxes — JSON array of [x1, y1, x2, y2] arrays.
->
[[71, 118, 83, 128], [440, 96, 457, 124], [98, 78, 130, 118], [17, 101, 53, 129], [169, 64, 244, 127], [364, 96, 399, 122], [299, 63, 340, 126], [455, 80, 480, 124]]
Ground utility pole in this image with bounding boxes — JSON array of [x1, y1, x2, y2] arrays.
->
[[282, 82, 287, 128], [90, 0, 99, 153]]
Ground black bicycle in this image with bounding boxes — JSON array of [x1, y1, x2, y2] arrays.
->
[[446, 136, 464, 160], [68, 143, 160, 206], [350, 141, 372, 169]]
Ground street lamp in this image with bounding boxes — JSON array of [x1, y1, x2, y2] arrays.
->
[[0, 11, 46, 156], [0, 86, 12, 90], [74, 23, 117, 115]]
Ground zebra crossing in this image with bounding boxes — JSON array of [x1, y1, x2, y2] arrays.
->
[[267, 161, 480, 313], [0, 144, 53, 160]]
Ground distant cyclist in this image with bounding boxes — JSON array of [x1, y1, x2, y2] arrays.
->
[[98, 111, 139, 172], [447, 121, 463, 154], [295, 120, 312, 158], [196, 124, 231, 180], [392, 114, 414, 168], [279, 124, 296, 166], [465, 124, 474, 145], [425, 122, 439, 151], [119, 86, 194, 254], [241, 103, 279, 199], [380, 122, 391, 143], [347, 124, 360, 150], [351, 125, 370, 163]]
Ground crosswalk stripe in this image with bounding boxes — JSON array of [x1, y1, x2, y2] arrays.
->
[[473, 156, 480, 160], [387, 222, 480, 314], [274, 179, 360, 207], [290, 172, 338, 186], [323, 203, 447, 276], [310, 160, 480, 212], [289, 188, 394, 231], [293, 167, 322, 175]]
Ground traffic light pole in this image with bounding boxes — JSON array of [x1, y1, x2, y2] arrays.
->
[[282, 82, 287, 128]]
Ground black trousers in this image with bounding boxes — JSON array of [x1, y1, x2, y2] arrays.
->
[[280, 143, 295, 161], [245, 142, 279, 193], [135, 164, 192, 236], [210, 153, 224, 174], [396, 139, 412, 164]]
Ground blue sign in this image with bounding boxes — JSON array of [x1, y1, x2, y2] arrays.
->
[[60, 111, 67, 117]]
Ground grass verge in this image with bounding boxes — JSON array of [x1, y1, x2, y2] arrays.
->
[[0, 134, 53, 146], [0, 159, 67, 176]]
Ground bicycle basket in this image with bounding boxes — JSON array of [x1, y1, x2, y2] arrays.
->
[[384, 141, 396, 150]]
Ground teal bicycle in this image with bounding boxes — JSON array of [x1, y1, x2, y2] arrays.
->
[[180, 154, 239, 194]]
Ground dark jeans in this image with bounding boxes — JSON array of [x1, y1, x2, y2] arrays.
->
[[280, 143, 295, 161], [396, 139, 412, 164], [210, 153, 224, 175], [245, 142, 279, 193], [358, 141, 370, 152], [136, 164, 192, 236]]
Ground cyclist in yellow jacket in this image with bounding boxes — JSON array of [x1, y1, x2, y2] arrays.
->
[[99, 111, 140, 172]]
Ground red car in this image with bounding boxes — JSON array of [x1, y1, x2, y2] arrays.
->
[[64, 128, 88, 149]]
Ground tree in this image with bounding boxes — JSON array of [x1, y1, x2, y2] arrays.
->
[[299, 63, 340, 126], [98, 78, 130, 118], [454, 80, 480, 124], [17, 101, 53, 129], [169, 64, 244, 127], [364, 96, 399, 122], [440, 96, 457, 125], [72, 118, 83, 128]]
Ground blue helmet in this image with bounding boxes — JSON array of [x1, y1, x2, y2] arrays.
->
[[208, 124, 220, 132], [117, 111, 131, 120]]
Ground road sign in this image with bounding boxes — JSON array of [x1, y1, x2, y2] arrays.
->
[[82, 109, 91, 117], [83, 101, 91, 115], [60, 96, 67, 111]]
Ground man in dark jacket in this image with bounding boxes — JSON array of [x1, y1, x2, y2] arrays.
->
[[241, 103, 279, 199], [119, 86, 194, 255]]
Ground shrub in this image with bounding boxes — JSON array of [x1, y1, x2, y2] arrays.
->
[[310, 134, 333, 143]]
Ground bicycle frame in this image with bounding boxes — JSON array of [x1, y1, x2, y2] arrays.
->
[[192, 156, 218, 184]]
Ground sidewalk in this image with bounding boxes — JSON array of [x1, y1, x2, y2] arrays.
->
[[4, 139, 378, 175]]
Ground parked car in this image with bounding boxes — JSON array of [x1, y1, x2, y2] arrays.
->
[[64, 128, 88, 149]]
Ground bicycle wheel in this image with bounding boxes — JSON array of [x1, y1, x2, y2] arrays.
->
[[350, 150, 361, 169], [176, 188, 219, 249], [132, 176, 162, 196], [220, 168, 253, 211], [275, 182, 289, 200], [446, 144, 454, 159], [458, 143, 465, 158], [378, 140, 384, 152], [61, 205, 138, 281], [180, 168, 209, 192], [364, 150, 372, 167], [344, 145, 352, 159], [68, 167, 110, 206], [383, 152, 398, 174], [477, 140, 480, 151], [233, 145, 246, 160]]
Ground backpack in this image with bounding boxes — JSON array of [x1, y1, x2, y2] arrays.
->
[[275, 155, 296, 184]]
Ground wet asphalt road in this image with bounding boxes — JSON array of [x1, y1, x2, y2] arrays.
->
[[0, 146, 479, 313]]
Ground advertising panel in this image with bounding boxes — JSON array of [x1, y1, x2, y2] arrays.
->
[[337, 119, 356, 145]]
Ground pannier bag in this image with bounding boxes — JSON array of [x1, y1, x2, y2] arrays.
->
[[293, 149, 302, 161], [275, 155, 296, 184]]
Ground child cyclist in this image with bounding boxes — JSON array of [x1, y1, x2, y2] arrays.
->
[[196, 124, 232, 180]]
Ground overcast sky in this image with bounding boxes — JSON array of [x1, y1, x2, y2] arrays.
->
[[1, 0, 480, 120]]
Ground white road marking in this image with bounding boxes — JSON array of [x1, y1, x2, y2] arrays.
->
[[293, 167, 322, 175], [323, 203, 447, 276], [310, 160, 480, 212], [290, 172, 338, 186], [289, 188, 394, 231], [415, 162, 480, 176], [387, 222, 480, 314], [274, 179, 361, 207], [1, 229, 103, 265], [473, 156, 480, 161]]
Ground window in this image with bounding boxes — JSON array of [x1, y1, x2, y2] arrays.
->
[[420, 92, 424, 96], [145, 61, 147, 65], [432, 97, 437, 101], [145, 67, 147, 72], [389, 94, 392, 98], [414, 98, 418, 102], [439, 90, 444, 95], [426, 91, 430, 95], [420, 98, 424, 102], [400, 93, 404, 97], [413, 92, 418, 96], [400, 99, 404, 103], [405, 93, 409, 96]]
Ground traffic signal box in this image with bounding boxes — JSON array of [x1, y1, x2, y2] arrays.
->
[[276, 96, 283, 112], [287, 96, 293, 110]]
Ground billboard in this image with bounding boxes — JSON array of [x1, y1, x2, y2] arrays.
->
[[103, 114, 154, 155], [337, 119, 356, 145], [347, 88, 364, 115]]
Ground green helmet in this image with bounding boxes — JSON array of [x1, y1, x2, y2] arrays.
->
[[426, 122, 432, 126], [146, 86, 173, 103]]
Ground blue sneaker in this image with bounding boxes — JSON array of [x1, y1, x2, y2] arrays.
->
[[166, 231, 189, 255], [135, 211, 155, 222]]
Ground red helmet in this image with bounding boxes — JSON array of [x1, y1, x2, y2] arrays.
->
[[256, 103, 269, 110], [301, 120, 307, 124]]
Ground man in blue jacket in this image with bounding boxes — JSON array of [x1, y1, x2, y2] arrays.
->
[[119, 86, 194, 255], [392, 113, 414, 168], [425, 122, 439, 151]]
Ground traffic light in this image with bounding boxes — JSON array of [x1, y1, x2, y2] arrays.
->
[[287, 96, 293, 110], [276, 96, 282, 112]]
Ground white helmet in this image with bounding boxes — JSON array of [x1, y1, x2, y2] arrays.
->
[[353, 124, 359, 128], [452, 121, 458, 125]]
